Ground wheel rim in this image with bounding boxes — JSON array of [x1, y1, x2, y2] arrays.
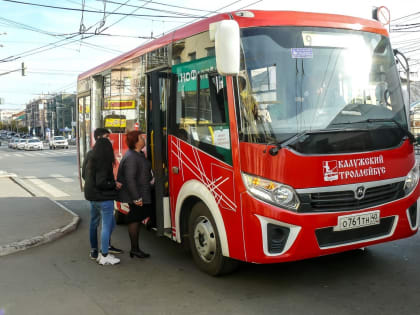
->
[[193, 215, 217, 263]]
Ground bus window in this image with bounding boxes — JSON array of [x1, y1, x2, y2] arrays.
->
[[102, 58, 142, 132], [174, 58, 232, 164]]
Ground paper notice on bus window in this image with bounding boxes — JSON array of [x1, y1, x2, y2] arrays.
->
[[291, 48, 313, 59], [213, 129, 230, 149], [190, 127, 199, 141]]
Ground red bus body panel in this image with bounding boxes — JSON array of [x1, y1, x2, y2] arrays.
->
[[240, 141, 414, 189]]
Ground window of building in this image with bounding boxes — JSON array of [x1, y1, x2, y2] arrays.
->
[[206, 47, 215, 57], [189, 52, 196, 61]]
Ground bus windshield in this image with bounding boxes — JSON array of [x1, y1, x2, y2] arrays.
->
[[238, 26, 407, 153]]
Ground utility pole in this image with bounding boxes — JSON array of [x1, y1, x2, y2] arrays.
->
[[0, 62, 27, 76]]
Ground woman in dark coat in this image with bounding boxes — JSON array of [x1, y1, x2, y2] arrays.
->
[[117, 130, 153, 258]]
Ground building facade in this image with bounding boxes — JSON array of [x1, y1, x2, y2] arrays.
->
[[24, 93, 76, 138]]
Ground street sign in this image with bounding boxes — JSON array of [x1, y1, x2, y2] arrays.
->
[[376, 6, 390, 26]]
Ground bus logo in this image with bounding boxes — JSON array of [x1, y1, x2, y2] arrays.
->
[[323, 160, 338, 181], [355, 186, 366, 200]]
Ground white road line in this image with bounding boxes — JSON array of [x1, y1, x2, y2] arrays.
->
[[24, 153, 36, 157], [27, 178, 69, 197], [14, 153, 24, 157], [22, 176, 36, 179], [57, 177, 74, 183], [50, 174, 75, 183]]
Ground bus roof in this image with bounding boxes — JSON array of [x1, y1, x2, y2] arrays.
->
[[78, 10, 387, 81]]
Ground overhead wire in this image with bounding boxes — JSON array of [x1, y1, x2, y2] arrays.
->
[[99, 0, 209, 17], [0, 0, 142, 62], [0, 0, 206, 18], [133, 0, 219, 14], [154, 0, 245, 39], [391, 12, 420, 23], [0, 17, 118, 56]]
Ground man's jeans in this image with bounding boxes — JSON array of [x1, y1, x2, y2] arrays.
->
[[89, 200, 115, 255]]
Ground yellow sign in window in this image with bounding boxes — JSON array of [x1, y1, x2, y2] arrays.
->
[[105, 100, 135, 110], [105, 118, 126, 128]]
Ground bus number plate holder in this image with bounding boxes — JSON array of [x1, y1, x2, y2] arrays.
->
[[334, 210, 380, 231]]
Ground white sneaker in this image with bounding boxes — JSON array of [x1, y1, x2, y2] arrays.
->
[[97, 253, 120, 265]]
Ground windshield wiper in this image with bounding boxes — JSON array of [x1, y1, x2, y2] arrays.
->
[[268, 128, 360, 156], [352, 118, 415, 144]]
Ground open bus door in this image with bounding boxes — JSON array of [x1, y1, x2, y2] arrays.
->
[[147, 70, 174, 237], [77, 93, 91, 190]]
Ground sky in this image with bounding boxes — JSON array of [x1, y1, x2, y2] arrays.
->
[[0, 0, 419, 110]]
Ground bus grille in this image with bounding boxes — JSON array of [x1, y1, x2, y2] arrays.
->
[[298, 181, 405, 213], [315, 216, 395, 248]]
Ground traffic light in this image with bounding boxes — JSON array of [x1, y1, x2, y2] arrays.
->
[[21, 62, 26, 76]]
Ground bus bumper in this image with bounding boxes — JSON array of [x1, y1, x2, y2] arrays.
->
[[240, 190, 420, 264]]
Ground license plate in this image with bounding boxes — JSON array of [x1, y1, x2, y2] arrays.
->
[[334, 210, 380, 231]]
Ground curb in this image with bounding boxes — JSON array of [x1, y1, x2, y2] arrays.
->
[[0, 171, 16, 178], [0, 175, 80, 257]]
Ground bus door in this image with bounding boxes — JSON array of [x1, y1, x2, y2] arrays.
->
[[77, 94, 91, 190], [147, 70, 173, 237]]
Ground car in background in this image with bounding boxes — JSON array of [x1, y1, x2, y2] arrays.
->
[[9, 138, 19, 149], [49, 136, 68, 149], [16, 139, 28, 150], [25, 138, 43, 150]]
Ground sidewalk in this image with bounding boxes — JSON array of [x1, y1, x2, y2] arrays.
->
[[0, 171, 80, 256]]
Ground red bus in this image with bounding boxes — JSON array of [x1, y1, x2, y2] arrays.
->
[[77, 9, 419, 275]]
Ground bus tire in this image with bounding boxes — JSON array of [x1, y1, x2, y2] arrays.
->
[[188, 201, 238, 276]]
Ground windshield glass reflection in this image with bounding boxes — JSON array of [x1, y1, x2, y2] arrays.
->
[[238, 26, 406, 151]]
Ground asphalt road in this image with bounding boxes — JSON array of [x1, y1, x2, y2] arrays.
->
[[0, 143, 420, 315]]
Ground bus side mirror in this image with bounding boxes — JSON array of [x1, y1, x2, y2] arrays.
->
[[209, 20, 240, 76]]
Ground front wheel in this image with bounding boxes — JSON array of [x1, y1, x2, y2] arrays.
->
[[188, 202, 238, 276]]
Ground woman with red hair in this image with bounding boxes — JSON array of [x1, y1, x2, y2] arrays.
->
[[117, 130, 153, 258]]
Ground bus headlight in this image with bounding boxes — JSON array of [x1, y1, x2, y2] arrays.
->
[[242, 173, 300, 211], [404, 162, 419, 195]]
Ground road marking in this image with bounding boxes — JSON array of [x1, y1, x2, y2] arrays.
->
[[27, 178, 69, 197], [50, 174, 75, 183], [22, 176, 36, 179], [24, 153, 36, 157], [14, 153, 24, 157], [58, 177, 74, 183]]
